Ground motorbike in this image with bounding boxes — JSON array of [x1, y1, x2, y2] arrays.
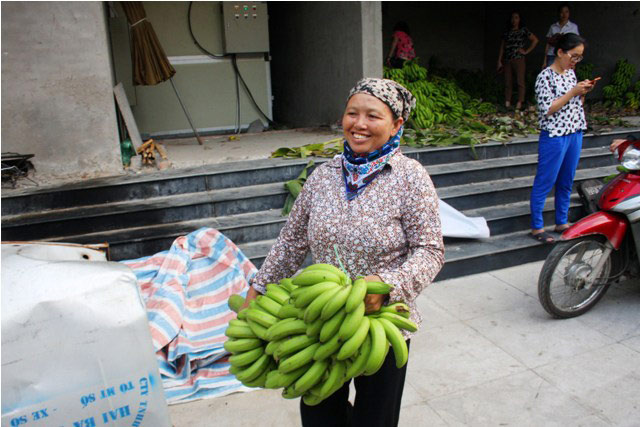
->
[[538, 136, 640, 318]]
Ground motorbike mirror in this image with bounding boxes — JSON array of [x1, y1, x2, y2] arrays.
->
[[616, 140, 640, 162]]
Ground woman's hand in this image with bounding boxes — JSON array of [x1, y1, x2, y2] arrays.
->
[[241, 286, 260, 310], [363, 275, 385, 313], [518, 48, 527, 55], [571, 80, 593, 97], [610, 139, 626, 153], [496, 60, 503, 72]]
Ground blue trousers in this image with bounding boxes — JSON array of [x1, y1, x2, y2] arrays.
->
[[530, 130, 583, 230]]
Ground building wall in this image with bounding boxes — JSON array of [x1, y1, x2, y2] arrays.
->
[[382, 2, 487, 71], [269, 1, 381, 127], [1, 2, 122, 176], [109, 1, 272, 137]]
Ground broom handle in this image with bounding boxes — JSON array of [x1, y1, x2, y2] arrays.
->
[[170, 78, 204, 146]]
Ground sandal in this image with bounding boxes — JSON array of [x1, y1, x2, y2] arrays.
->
[[554, 224, 571, 233], [529, 231, 555, 244]]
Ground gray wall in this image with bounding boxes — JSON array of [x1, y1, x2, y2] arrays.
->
[[382, 2, 486, 71], [1, 2, 121, 176], [269, 2, 382, 127]]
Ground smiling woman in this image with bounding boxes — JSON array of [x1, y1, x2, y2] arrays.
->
[[242, 78, 444, 427]]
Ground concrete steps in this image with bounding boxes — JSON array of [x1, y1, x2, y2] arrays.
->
[[1, 129, 634, 280]]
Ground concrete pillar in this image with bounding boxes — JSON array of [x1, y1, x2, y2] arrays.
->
[[361, 2, 383, 79], [269, 1, 384, 127], [1, 2, 122, 178]]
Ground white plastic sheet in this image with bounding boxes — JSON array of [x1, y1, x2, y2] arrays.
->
[[1, 243, 170, 427], [440, 200, 490, 239]]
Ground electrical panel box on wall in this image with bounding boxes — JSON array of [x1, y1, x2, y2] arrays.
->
[[222, 2, 269, 53]]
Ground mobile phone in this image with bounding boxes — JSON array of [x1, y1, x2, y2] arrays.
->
[[589, 77, 602, 84]]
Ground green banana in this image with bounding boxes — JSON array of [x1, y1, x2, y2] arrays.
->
[[256, 295, 283, 318], [275, 334, 318, 359], [228, 294, 245, 313], [378, 312, 417, 332], [378, 317, 408, 369], [338, 301, 365, 340], [345, 278, 367, 313], [223, 338, 263, 353], [282, 385, 305, 399], [229, 319, 250, 328], [318, 359, 347, 399], [225, 325, 257, 339], [265, 370, 282, 389], [313, 331, 342, 361], [279, 343, 321, 373], [229, 346, 264, 367], [246, 319, 269, 340], [279, 278, 296, 291], [266, 318, 307, 341], [294, 281, 341, 308], [237, 309, 248, 320], [337, 316, 370, 360], [292, 270, 342, 287], [319, 308, 347, 343], [246, 308, 278, 328], [320, 284, 352, 320], [278, 363, 312, 387], [364, 317, 387, 375], [304, 286, 341, 323], [235, 353, 271, 383], [293, 358, 330, 393], [345, 335, 371, 379], [302, 392, 324, 406], [243, 361, 274, 388], [379, 302, 410, 319], [265, 285, 291, 305], [278, 302, 301, 319], [366, 281, 394, 295], [306, 316, 324, 338], [303, 263, 348, 282], [265, 338, 285, 356]]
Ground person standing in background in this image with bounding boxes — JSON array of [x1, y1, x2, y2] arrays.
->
[[542, 3, 579, 69], [497, 11, 539, 110], [386, 22, 416, 69]]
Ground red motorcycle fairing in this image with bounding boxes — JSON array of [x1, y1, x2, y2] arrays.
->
[[561, 211, 628, 249], [599, 173, 640, 211]]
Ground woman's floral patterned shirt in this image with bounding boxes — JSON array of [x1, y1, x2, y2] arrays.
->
[[251, 152, 445, 338]]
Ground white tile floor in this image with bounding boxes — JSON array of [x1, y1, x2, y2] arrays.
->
[[169, 261, 640, 426]]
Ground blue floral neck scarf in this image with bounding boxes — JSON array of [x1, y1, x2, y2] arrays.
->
[[341, 127, 403, 201]]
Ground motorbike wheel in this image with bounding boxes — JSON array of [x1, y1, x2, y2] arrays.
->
[[538, 236, 612, 318]]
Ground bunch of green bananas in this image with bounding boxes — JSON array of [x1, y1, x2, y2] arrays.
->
[[602, 59, 637, 109], [384, 60, 495, 130], [224, 263, 416, 405]]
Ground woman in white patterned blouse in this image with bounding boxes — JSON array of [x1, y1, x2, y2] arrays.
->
[[530, 33, 597, 244]]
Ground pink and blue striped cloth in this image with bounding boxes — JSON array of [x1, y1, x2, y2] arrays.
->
[[121, 227, 257, 404]]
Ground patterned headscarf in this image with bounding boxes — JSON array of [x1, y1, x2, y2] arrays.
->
[[347, 78, 416, 121]]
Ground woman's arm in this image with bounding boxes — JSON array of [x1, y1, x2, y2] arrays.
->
[[377, 166, 445, 305], [245, 169, 317, 304], [546, 81, 592, 116], [525, 33, 539, 54], [497, 39, 505, 70], [387, 35, 399, 63], [542, 43, 551, 68]]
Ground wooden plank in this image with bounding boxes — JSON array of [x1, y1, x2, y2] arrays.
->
[[113, 82, 143, 151]]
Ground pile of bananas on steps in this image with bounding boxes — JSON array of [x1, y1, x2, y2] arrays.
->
[[224, 263, 416, 406], [384, 60, 496, 129]]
